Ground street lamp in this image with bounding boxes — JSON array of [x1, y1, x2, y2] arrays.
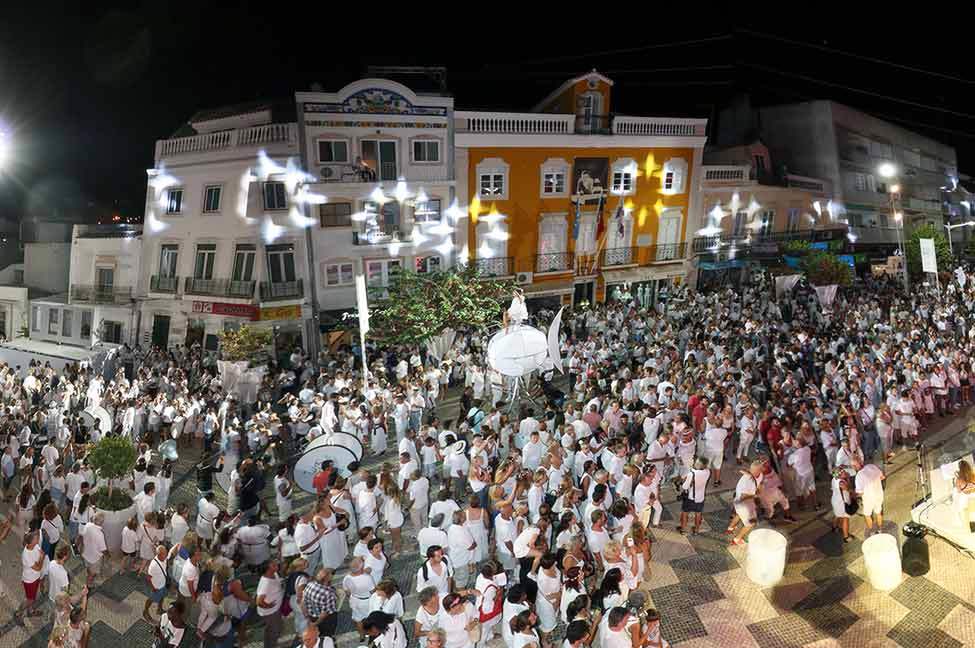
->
[[878, 163, 909, 292], [0, 131, 8, 167], [944, 220, 975, 257]]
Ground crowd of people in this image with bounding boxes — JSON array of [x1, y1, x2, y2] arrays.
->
[[1, 266, 974, 648]]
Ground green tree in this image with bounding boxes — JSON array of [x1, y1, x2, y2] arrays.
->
[[218, 325, 273, 364], [366, 267, 513, 345], [88, 435, 137, 508], [906, 224, 952, 277], [802, 251, 852, 286]]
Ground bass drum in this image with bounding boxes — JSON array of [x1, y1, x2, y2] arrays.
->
[[303, 431, 363, 462], [293, 444, 359, 493]]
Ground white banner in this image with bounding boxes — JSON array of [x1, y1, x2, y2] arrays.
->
[[920, 238, 938, 274], [355, 272, 370, 335], [774, 274, 801, 299], [814, 285, 838, 308]]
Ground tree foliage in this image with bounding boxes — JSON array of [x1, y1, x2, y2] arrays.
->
[[782, 240, 812, 255], [906, 224, 952, 277], [802, 251, 852, 287], [88, 435, 137, 507], [367, 267, 513, 345], [218, 325, 273, 363]]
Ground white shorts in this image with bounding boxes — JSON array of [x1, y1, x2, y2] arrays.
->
[[706, 448, 724, 470], [861, 495, 883, 517], [794, 471, 816, 495], [734, 501, 756, 525]]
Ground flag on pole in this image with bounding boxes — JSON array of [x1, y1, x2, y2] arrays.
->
[[355, 273, 370, 335], [615, 199, 625, 237], [595, 193, 606, 240]]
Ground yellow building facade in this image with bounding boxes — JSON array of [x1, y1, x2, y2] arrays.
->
[[455, 71, 708, 306]]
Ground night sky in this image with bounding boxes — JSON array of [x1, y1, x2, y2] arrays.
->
[[2, 8, 973, 226]]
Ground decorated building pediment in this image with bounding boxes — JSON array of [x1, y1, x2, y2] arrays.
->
[[305, 87, 447, 117]]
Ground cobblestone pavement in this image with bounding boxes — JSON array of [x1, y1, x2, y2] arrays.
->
[[3, 393, 975, 647]]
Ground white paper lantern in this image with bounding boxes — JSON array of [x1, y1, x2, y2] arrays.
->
[[745, 528, 788, 587], [862, 533, 902, 591]]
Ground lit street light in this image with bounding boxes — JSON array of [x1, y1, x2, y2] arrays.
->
[[878, 163, 909, 292], [944, 220, 975, 257], [0, 131, 8, 167]]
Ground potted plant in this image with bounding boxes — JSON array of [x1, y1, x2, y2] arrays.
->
[[87, 436, 138, 553]]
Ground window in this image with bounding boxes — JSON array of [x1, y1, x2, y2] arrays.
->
[[413, 199, 441, 223], [479, 173, 505, 197], [877, 213, 889, 227], [876, 180, 888, 194], [263, 182, 287, 210], [48, 309, 59, 335], [159, 244, 179, 278], [96, 267, 114, 289], [232, 244, 256, 282], [415, 256, 442, 274], [753, 155, 767, 176], [787, 208, 801, 232], [732, 211, 747, 237], [317, 140, 349, 163], [62, 310, 73, 337], [854, 173, 868, 192], [31, 306, 40, 332], [476, 158, 509, 200], [612, 171, 633, 194], [758, 210, 774, 237], [102, 321, 122, 344], [194, 244, 216, 280], [848, 213, 864, 227], [661, 158, 688, 195], [325, 262, 354, 286], [320, 203, 352, 228], [870, 141, 893, 159], [166, 188, 183, 214], [266, 243, 297, 283], [412, 140, 440, 163], [360, 140, 398, 181], [13, 269, 23, 284], [203, 185, 222, 212], [366, 259, 402, 288], [543, 172, 565, 195], [362, 201, 402, 238], [81, 311, 92, 338]]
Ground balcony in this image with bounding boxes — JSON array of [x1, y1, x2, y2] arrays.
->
[[601, 246, 637, 267], [150, 275, 180, 293], [473, 257, 514, 277], [535, 252, 574, 273], [647, 243, 687, 262], [70, 285, 133, 305], [260, 279, 303, 301], [155, 123, 296, 158], [456, 111, 574, 134], [455, 112, 707, 138], [352, 230, 412, 246], [691, 228, 848, 254], [612, 115, 707, 137], [183, 278, 256, 298], [702, 165, 752, 185]]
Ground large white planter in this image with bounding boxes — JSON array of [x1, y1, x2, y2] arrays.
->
[[99, 504, 137, 554], [862, 533, 902, 591], [746, 528, 788, 587]]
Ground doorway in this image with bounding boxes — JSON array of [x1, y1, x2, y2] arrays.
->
[[574, 281, 594, 306], [151, 314, 171, 349]]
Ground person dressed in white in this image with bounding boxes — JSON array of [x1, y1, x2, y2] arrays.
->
[[342, 557, 376, 634], [853, 458, 886, 532], [787, 437, 817, 510], [727, 461, 763, 546], [504, 289, 529, 329], [196, 494, 220, 543], [446, 510, 477, 587]]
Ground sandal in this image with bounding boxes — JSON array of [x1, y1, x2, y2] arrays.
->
[[676, 526, 685, 534]]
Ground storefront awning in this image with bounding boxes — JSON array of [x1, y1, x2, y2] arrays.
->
[[523, 280, 575, 298], [603, 264, 686, 284]]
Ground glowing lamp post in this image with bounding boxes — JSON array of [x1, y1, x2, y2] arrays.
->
[[745, 528, 788, 587], [862, 533, 902, 591], [878, 164, 909, 292], [0, 132, 9, 168]]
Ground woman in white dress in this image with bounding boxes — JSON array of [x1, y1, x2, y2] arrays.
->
[[273, 465, 293, 523], [560, 565, 587, 625], [342, 557, 376, 639], [502, 587, 531, 647], [382, 484, 405, 553], [413, 587, 444, 648], [368, 579, 405, 618], [271, 515, 299, 563], [831, 468, 854, 542], [531, 553, 562, 641], [371, 410, 388, 456], [464, 495, 489, 564], [438, 592, 479, 648], [316, 499, 348, 569], [446, 510, 476, 587], [364, 538, 389, 584], [600, 540, 638, 596]]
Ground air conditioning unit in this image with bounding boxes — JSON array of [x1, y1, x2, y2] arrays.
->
[[516, 271, 533, 285], [319, 164, 346, 181]]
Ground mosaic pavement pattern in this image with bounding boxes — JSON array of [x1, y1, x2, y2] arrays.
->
[[2, 394, 975, 647]]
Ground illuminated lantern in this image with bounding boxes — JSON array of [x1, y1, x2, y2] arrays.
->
[[862, 533, 901, 591], [745, 528, 788, 587]]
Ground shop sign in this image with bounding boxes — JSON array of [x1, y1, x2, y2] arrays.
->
[[259, 305, 303, 321], [192, 301, 258, 319]]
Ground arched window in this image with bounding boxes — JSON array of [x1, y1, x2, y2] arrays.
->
[[661, 158, 688, 195]]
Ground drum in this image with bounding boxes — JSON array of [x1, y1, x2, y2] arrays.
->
[[303, 431, 363, 462], [293, 444, 359, 493]]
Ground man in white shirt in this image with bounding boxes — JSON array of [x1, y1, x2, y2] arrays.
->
[[854, 459, 886, 532], [728, 461, 764, 545], [408, 472, 430, 530], [522, 431, 544, 471], [418, 515, 449, 557], [144, 544, 168, 621], [294, 509, 325, 575], [256, 560, 285, 648], [133, 483, 156, 524], [80, 514, 108, 587], [493, 504, 518, 572], [633, 468, 663, 527]]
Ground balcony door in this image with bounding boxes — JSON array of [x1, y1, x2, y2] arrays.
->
[[267, 244, 297, 284], [576, 91, 603, 133], [538, 214, 568, 272], [360, 140, 398, 181], [159, 245, 178, 278], [656, 210, 682, 261], [604, 211, 633, 253], [96, 267, 114, 289]]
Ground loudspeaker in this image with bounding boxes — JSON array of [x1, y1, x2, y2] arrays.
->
[[902, 536, 930, 577]]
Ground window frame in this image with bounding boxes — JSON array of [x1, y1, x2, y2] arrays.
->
[[263, 182, 288, 211], [232, 244, 257, 283], [202, 184, 223, 213], [324, 261, 355, 287], [320, 202, 353, 228], [48, 309, 59, 335], [317, 139, 350, 164], [411, 139, 441, 164], [365, 258, 403, 288], [415, 255, 443, 274], [194, 243, 217, 281], [413, 198, 442, 223], [611, 158, 637, 196], [81, 311, 92, 338], [31, 306, 40, 332], [787, 208, 801, 232], [166, 188, 184, 214], [266, 243, 297, 283], [475, 158, 510, 200], [539, 158, 570, 198], [661, 158, 688, 195]]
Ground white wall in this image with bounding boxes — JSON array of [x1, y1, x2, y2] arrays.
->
[[70, 234, 143, 290], [25, 243, 71, 294], [0, 285, 28, 340]]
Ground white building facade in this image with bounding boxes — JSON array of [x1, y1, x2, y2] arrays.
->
[[138, 106, 311, 359], [296, 79, 456, 329]]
